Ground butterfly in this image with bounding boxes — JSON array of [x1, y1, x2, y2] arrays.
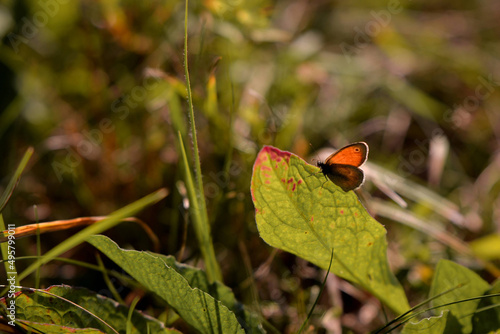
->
[[316, 142, 369, 192]]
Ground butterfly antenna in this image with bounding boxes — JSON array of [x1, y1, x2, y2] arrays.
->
[[308, 142, 321, 163], [302, 142, 317, 178]]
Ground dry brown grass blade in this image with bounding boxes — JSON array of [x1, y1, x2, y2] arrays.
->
[[0, 216, 160, 252], [370, 200, 500, 278]]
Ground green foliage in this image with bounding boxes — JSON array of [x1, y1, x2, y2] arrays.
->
[[0, 285, 177, 333], [473, 279, 500, 333], [1, 0, 500, 332], [251, 146, 409, 314], [429, 260, 490, 334], [87, 234, 263, 333], [375, 260, 500, 333], [401, 310, 449, 334]]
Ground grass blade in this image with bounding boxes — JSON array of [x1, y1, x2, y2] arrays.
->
[[0, 147, 34, 213], [18, 189, 167, 281], [177, 132, 221, 282], [182, 0, 222, 282]]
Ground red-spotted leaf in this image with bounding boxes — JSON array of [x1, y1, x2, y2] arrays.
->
[[251, 146, 409, 314]]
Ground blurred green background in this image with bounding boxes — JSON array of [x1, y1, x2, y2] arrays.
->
[[1, 0, 500, 332]]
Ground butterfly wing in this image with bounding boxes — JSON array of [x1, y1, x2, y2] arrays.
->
[[324, 164, 365, 192], [324, 142, 368, 167]]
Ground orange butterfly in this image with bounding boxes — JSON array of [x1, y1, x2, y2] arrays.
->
[[316, 142, 369, 192]]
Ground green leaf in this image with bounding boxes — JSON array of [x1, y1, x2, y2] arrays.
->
[[401, 310, 449, 334], [12, 324, 104, 334], [0, 285, 177, 334], [153, 254, 264, 333], [87, 235, 261, 334], [429, 259, 490, 334], [250, 146, 409, 314], [473, 279, 500, 333]]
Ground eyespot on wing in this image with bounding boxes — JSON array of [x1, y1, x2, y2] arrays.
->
[[324, 142, 368, 167]]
